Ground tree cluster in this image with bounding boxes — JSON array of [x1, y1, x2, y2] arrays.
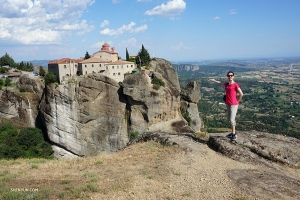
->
[[0, 124, 53, 159], [0, 53, 34, 71]]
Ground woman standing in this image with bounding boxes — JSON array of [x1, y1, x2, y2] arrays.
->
[[209, 71, 243, 140]]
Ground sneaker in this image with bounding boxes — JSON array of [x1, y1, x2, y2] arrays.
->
[[226, 133, 233, 138], [231, 134, 237, 141]]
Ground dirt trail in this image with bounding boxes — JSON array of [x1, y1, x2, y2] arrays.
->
[[2, 132, 299, 200]]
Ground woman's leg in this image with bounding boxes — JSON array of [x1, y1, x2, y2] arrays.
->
[[226, 105, 238, 133]]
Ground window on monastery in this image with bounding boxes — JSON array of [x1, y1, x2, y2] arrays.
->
[[113, 73, 115, 76], [92, 64, 94, 67], [64, 65, 66, 68], [106, 66, 108, 69], [75, 64, 77, 68], [112, 66, 114, 69], [131, 65, 133, 68], [118, 72, 120, 75], [85, 65, 87, 68], [127, 65, 128, 68], [100, 64, 101, 67], [117, 66, 119, 69]]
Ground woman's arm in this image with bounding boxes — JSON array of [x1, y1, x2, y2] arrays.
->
[[237, 88, 243, 102], [209, 78, 224, 86]]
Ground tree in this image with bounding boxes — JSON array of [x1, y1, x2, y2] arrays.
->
[[0, 53, 15, 67], [84, 51, 91, 59], [4, 78, 11, 86], [136, 45, 150, 66], [39, 66, 46, 76], [126, 48, 129, 61], [44, 72, 58, 85]]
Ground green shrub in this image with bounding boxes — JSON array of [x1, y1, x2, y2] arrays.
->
[[44, 72, 58, 85], [130, 131, 139, 140], [151, 77, 165, 90], [4, 78, 11, 86], [19, 86, 26, 92], [180, 107, 191, 126]]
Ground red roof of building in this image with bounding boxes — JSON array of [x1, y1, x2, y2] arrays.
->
[[48, 58, 83, 64]]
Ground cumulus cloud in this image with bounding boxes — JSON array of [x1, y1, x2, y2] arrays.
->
[[0, 0, 95, 44], [91, 41, 113, 49], [100, 20, 110, 28], [145, 0, 186, 17], [119, 38, 137, 47], [100, 22, 147, 36]]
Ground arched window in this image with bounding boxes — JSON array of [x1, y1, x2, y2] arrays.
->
[[112, 66, 114, 69]]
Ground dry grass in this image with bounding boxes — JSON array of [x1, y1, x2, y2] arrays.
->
[[0, 141, 182, 200]]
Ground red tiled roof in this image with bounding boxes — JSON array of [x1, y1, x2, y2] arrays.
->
[[48, 58, 83, 64]]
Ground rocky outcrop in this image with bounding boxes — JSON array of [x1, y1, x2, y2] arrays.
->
[[123, 58, 193, 134], [208, 131, 300, 168], [16, 75, 44, 98], [180, 81, 203, 132], [39, 74, 129, 158], [0, 88, 38, 127]]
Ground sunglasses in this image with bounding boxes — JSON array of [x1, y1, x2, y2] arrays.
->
[[227, 74, 234, 77]]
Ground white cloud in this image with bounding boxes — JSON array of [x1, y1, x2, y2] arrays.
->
[[214, 16, 220, 20], [136, 0, 152, 2], [130, 25, 147, 33], [100, 20, 110, 28], [119, 38, 137, 47], [100, 22, 147, 36], [170, 42, 194, 51], [112, 0, 121, 4], [229, 9, 237, 15], [171, 42, 184, 50], [0, 0, 95, 45], [145, 0, 186, 17], [91, 41, 113, 49]]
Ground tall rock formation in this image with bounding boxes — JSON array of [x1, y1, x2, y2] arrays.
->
[[123, 58, 193, 134], [0, 58, 202, 158], [39, 75, 129, 158], [180, 81, 204, 132]]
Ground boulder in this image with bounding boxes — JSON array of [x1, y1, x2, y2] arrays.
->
[[181, 81, 201, 103]]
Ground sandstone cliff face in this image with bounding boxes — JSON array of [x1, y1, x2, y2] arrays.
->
[[0, 75, 44, 128], [123, 58, 193, 134], [40, 74, 129, 158]]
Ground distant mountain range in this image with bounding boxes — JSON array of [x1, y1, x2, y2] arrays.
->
[[26, 60, 50, 68]]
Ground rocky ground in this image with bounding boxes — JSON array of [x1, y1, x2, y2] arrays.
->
[[1, 131, 300, 200]]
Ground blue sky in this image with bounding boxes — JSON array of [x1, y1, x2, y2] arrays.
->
[[0, 0, 300, 62]]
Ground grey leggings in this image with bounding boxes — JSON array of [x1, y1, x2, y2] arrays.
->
[[226, 104, 238, 126]]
